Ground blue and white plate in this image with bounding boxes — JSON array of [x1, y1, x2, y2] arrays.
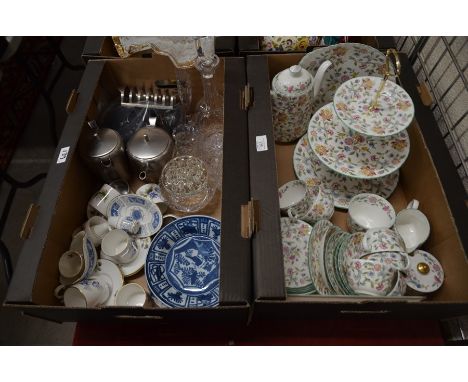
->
[[145, 215, 221, 308], [107, 194, 162, 238]]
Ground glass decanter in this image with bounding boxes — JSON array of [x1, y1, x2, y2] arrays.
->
[[193, 37, 224, 191]]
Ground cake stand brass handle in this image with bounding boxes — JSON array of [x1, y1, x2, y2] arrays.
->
[[369, 49, 401, 111]]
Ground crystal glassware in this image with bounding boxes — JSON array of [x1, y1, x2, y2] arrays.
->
[[159, 156, 215, 212]]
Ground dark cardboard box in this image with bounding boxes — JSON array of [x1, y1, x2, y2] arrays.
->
[[4, 55, 251, 323], [82, 37, 236, 63], [246, 53, 468, 320]]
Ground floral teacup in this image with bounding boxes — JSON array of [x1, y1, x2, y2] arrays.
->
[[279, 180, 309, 215], [347, 193, 395, 233], [363, 228, 406, 254], [346, 258, 397, 297], [363, 252, 411, 272], [387, 271, 407, 297], [288, 185, 334, 224]]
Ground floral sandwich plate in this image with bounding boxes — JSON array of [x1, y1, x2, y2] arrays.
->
[[293, 134, 399, 209], [308, 219, 334, 295], [308, 103, 410, 179], [334, 76, 415, 137], [107, 194, 163, 238], [281, 217, 316, 295], [145, 215, 221, 308], [299, 43, 393, 115]]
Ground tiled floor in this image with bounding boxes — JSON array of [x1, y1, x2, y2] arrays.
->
[[0, 37, 86, 344]]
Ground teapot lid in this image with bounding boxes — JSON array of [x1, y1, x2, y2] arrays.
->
[[272, 65, 313, 96], [83, 127, 121, 158], [127, 127, 172, 160]]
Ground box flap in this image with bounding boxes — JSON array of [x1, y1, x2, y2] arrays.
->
[[246, 55, 285, 300], [219, 57, 252, 305], [5, 61, 106, 304]]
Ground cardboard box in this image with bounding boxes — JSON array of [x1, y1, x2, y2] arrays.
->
[[4, 55, 251, 323], [246, 53, 468, 320], [82, 37, 236, 63]]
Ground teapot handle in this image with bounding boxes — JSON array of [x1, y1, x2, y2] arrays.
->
[[313, 60, 333, 98]]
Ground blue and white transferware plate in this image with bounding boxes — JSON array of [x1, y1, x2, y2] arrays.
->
[[145, 215, 221, 308], [107, 194, 162, 238]]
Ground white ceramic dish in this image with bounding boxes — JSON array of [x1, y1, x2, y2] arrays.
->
[[308, 103, 410, 180], [293, 134, 399, 209], [334, 76, 415, 137]]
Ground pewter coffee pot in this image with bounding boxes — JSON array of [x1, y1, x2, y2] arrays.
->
[[80, 121, 131, 183], [126, 126, 174, 183]]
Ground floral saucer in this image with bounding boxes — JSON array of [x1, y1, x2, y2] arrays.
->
[[299, 43, 393, 115], [119, 237, 151, 277], [281, 217, 315, 294], [308, 219, 333, 295], [145, 215, 221, 308], [107, 194, 162, 238], [308, 103, 410, 179], [293, 134, 399, 209], [334, 76, 415, 137], [94, 259, 124, 306]]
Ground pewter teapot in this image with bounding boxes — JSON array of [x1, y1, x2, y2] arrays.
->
[[126, 126, 174, 183], [80, 121, 131, 183], [270, 61, 332, 143]]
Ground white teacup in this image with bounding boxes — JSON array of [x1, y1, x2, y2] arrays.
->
[[347, 193, 396, 233], [84, 216, 112, 247], [56, 274, 112, 308], [58, 250, 85, 282], [288, 185, 334, 224], [88, 184, 120, 216], [101, 229, 138, 265], [346, 259, 397, 297], [136, 184, 168, 214], [115, 283, 147, 307], [394, 200, 430, 253], [108, 215, 141, 235]]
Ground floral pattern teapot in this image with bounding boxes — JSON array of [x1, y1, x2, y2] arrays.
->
[[270, 61, 332, 143]]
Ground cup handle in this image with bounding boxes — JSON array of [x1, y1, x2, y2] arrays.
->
[[399, 253, 411, 272], [362, 232, 371, 252], [407, 199, 419, 210], [313, 60, 333, 98], [287, 209, 298, 219], [54, 285, 66, 301]]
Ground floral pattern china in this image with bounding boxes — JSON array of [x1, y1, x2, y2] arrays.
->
[[309, 103, 410, 179], [308, 220, 333, 295], [299, 43, 393, 115], [334, 76, 415, 137], [405, 250, 444, 293], [293, 134, 399, 209], [281, 218, 315, 294]]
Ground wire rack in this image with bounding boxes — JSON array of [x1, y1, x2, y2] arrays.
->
[[395, 36, 468, 195]]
